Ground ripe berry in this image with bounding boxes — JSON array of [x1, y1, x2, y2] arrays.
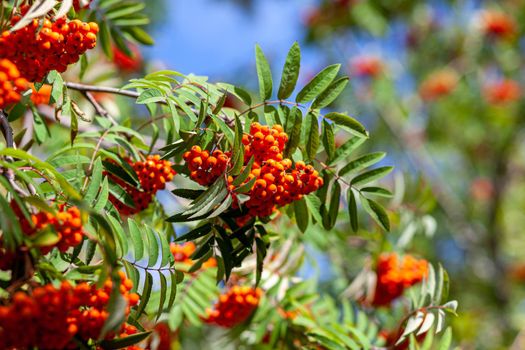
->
[[372, 253, 428, 306], [30, 84, 52, 105], [107, 155, 176, 216], [204, 286, 262, 328], [184, 123, 324, 221], [0, 13, 99, 82], [170, 242, 217, 269], [11, 202, 86, 254], [0, 59, 27, 109]]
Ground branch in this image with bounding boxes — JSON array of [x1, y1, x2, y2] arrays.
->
[[65, 82, 142, 99], [0, 110, 29, 196], [83, 91, 118, 126], [0, 109, 13, 148], [64, 81, 240, 127]]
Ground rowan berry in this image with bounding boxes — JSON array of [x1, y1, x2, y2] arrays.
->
[[10, 202, 86, 254], [107, 155, 176, 216], [350, 55, 383, 78], [0, 59, 27, 108], [30, 84, 52, 105], [479, 10, 516, 39], [170, 242, 217, 269], [419, 69, 458, 101], [372, 253, 428, 306], [183, 147, 229, 186], [483, 79, 521, 105], [0, 12, 99, 82], [204, 286, 262, 327], [184, 123, 324, 220]]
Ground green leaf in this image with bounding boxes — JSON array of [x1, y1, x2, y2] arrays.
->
[[103, 159, 139, 187], [123, 26, 155, 45], [329, 137, 367, 165], [213, 93, 227, 114], [324, 112, 367, 138], [360, 195, 390, 231], [229, 115, 245, 175], [93, 177, 109, 212], [232, 156, 255, 187], [360, 186, 393, 198], [128, 219, 145, 261], [145, 227, 160, 268], [294, 198, 309, 232], [284, 107, 302, 157], [99, 332, 152, 349], [136, 89, 165, 104], [99, 20, 112, 57], [304, 112, 320, 161], [135, 271, 153, 317], [166, 271, 178, 312], [255, 45, 273, 101], [322, 120, 336, 161], [296, 64, 340, 103], [348, 189, 358, 232], [312, 77, 349, 109], [157, 272, 167, 319], [351, 166, 393, 187], [31, 106, 49, 144], [277, 42, 301, 100], [171, 188, 204, 200], [326, 181, 341, 230], [438, 328, 452, 350], [305, 194, 323, 225], [255, 237, 267, 286], [174, 223, 212, 242], [235, 176, 256, 194], [339, 152, 386, 177]]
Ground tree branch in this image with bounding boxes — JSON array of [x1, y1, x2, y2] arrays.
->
[[83, 91, 118, 126], [0, 110, 29, 196], [65, 81, 142, 99]]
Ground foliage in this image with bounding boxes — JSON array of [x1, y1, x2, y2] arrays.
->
[[0, 1, 459, 349]]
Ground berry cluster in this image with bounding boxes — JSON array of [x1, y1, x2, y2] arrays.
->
[[107, 155, 176, 216], [71, 271, 139, 341], [14, 203, 86, 254], [419, 69, 458, 101], [205, 286, 262, 328], [184, 123, 324, 219], [0, 10, 99, 82], [349, 55, 383, 78], [0, 272, 140, 349], [483, 79, 521, 105], [0, 59, 28, 109], [479, 10, 516, 39], [30, 84, 52, 105], [372, 253, 429, 306], [170, 242, 217, 269], [183, 146, 230, 186]]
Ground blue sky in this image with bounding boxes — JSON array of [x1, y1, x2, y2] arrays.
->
[[145, 0, 317, 80]]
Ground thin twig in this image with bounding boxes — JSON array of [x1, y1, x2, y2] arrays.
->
[[0, 109, 14, 148], [83, 91, 118, 126], [65, 82, 143, 99], [0, 110, 29, 196]]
